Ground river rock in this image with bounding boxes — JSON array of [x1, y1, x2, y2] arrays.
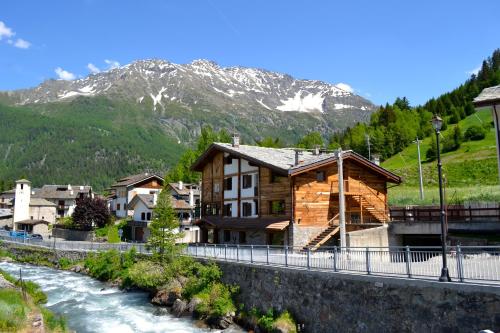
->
[[151, 279, 182, 306], [217, 316, 233, 329], [172, 299, 188, 317], [71, 265, 83, 273], [153, 307, 170, 316], [187, 297, 202, 313], [0, 256, 13, 262]]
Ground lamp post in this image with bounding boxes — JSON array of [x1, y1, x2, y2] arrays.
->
[[431, 115, 451, 282]]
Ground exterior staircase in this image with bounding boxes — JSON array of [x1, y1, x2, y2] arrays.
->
[[350, 194, 388, 223], [304, 214, 340, 250]]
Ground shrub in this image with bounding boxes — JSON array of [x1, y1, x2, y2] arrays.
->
[[22, 280, 47, 304], [84, 249, 123, 281], [273, 311, 297, 333], [58, 257, 73, 269], [126, 261, 169, 289], [182, 262, 222, 299], [195, 282, 237, 317], [464, 125, 486, 141]]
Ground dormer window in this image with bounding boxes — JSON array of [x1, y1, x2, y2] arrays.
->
[[316, 171, 326, 182]]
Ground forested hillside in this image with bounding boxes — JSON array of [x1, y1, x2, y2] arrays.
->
[[0, 97, 182, 191]]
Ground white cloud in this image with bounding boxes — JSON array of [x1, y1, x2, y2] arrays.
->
[[466, 66, 480, 76], [55, 67, 76, 80], [0, 21, 14, 40], [335, 82, 354, 93], [104, 59, 120, 70], [14, 38, 30, 49], [87, 63, 100, 74]]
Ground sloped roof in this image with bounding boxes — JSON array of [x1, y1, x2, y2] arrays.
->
[[191, 143, 401, 183], [29, 198, 57, 207], [32, 185, 91, 200], [129, 194, 156, 209], [111, 173, 164, 188], [473, 85, 500, 107], [169, 182, 200, 196]]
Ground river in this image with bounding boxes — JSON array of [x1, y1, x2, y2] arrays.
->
[[0, 261, 240, 333]]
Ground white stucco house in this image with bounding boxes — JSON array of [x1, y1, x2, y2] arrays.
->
[[127, 181, 201, 243], [32, 184, 93, 218], [108, 173, 164, 218]]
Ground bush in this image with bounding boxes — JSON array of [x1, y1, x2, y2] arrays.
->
[[126, 261, 169, 289], [273, 311, 297, 333], [195, 282, 237, 317], [58, 257, 73, 269], [464, 125, 487, 141], [40, 307, 67, 332], [84, 248, 136, 282], [182, 262, 222, 299]]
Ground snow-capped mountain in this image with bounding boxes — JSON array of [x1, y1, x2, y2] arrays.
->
[[7, 59, 374, 116]]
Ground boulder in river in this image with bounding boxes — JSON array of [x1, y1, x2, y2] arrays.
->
[[187, 297, 202, 314], [151, 279, 182, 306], [172, 299, 188, 317]]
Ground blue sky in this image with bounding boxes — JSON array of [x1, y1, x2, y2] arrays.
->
[[1, 0, 499, 105]]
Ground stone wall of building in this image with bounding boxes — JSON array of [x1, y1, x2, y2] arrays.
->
[[215, 260, 500, 333]]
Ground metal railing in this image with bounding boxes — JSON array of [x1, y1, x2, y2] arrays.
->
[[186, 243, 500, 284], [2, 235, 500, 285]]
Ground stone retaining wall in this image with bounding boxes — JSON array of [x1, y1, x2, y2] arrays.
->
[[0, 242, 89, 262], [213, 260, 500, 333]]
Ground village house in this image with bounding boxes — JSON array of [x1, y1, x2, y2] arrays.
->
[[32, 184, 93, 218], [191, 134, 401, 248], [127, 181, 201, 243], [108, 173, 164, 218]]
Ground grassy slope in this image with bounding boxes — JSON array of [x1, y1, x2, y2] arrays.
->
[[382, 109, 499, 205]]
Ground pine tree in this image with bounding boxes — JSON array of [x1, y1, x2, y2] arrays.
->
[[146, 191, 183, 263]]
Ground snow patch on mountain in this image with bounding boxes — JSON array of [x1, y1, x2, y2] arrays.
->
[[277, 91, 325, 113]]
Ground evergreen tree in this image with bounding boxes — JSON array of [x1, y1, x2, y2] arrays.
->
[[146, 191, 183, 262], [297, 132, 324, 149]]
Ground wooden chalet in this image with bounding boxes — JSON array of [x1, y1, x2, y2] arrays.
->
[[191, 135, 401, 248]]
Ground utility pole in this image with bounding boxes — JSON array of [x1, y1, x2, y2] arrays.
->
[[336, 149, 346, 248], [414, 137, 424, 200], [365, 134, 371, 161]]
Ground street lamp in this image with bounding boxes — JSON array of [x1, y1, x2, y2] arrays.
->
[[431, 114, 451, 282]]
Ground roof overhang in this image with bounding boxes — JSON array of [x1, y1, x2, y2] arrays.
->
[[473, 99, 500, 108], [15, 219, 50, 225], [289, 151, 402, 183], [197, 216, 290, 231], [190, 143, 288, 175], [111, 174, 164, 188]]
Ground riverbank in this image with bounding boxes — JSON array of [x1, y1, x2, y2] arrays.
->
[[0, 267, 66, 332], [0, 241, 298, 333]]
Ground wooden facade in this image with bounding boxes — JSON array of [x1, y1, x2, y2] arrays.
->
[[192, 143, 401, 247]]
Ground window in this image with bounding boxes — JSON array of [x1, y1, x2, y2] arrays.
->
[[270, 200, 285, 215], [20, 184, 23, 190], [224, 156, 233, 165], [224, 230, 231, 242], [254, 200, 259, 216], [141, 212, 146, 220], [316, 170, 326, 182], [242, 174, 252, 189], [30, 216, 33, 220], [224, 203, 232, 217], [124, 203, 128, 210], [224, 177, 233, 191], [239, 231, 246, 244], [242, 202, 252, 217], [147, 212, 152, 220], [117, 203, 121, 210]]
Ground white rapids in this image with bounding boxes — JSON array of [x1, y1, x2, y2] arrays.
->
[[0, 262, 239, 333]]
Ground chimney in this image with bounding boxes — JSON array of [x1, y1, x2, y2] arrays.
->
[[189, 188, 194, 207], [67, 184, 72, 191], [178, 180, 183, 190], [372, 155, 380, 166], [232, 133, 240, 148], [294, 150, 303, 166], [313, 145, 321, 156]]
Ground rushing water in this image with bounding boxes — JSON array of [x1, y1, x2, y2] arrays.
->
[[0, 261, 234, 333]]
